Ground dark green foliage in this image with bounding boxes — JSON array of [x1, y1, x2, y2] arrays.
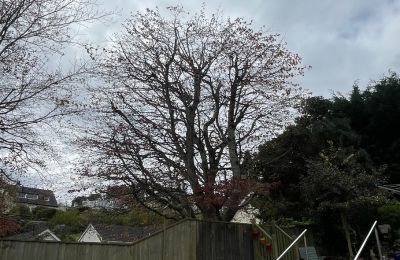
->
[[301, 146, 384, 213], [255, 73, 400, 221], [8, 205, 31, 219], [300, 147, 385, 257], [378, 202, 400, 230], [255, 95, 365, 220], [252, 73, 400, 257], [32, 206, 57, 220], [48, 209, 84, 233], [331, 73, 400, 181]]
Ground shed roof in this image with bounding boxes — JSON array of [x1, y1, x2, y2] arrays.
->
[[91, 224, 157, 243]]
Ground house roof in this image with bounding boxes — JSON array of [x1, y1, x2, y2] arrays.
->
[[16, 186, 58, 207], [90, 224, 158, 243], [36, 229, 61, 241]]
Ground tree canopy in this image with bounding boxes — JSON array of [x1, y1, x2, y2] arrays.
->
[[0, 0, 104, 179], [251, 73, 400, 257], [81, 6, 307, 221]]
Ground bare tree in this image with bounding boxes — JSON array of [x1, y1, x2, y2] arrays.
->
[[0, 0, 105, 180], [84, 6, 307, 221]]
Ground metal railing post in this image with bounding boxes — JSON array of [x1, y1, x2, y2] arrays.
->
[[304, 235, 309, 260], [354, 220, 378, 260], [374, 227, 383, 260], [276, 229, 307, 260]]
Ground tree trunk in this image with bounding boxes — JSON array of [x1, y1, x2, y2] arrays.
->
[[340, 211, 354, 259]]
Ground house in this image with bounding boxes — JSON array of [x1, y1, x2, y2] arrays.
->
[[81, 199, 116, 209], [72, 194, 119, 210], [6, 221, 60, 241], [16, 185, 58, 210], [78, 223, 157, 243]]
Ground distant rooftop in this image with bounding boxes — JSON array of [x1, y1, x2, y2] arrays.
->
[[92, 224, 158, 243]]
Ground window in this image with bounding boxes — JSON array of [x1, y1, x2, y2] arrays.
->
[[44, 197, 50, 201], [18, 193, 38, 199], [25, 194, 38, 200]]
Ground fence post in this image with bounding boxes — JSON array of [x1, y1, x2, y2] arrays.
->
[[294, 241, 300, 260]]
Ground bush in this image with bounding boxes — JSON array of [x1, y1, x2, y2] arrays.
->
[[378, 202, 400, 229], [48, 209, 84, 233], [8, 204, 31, 219], [32, 206, 57, 220]]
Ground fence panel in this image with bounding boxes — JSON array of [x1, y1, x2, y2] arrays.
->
[[0, 240, 134, 260], [196, 220, 254, 260]]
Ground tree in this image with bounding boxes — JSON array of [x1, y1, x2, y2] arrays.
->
[[82, 6, 307, 221], [0, 0, 104, 179], [333, 73, 400, 182], [300, 146, 384, 259], [252, 96, 362, 221], [0, 0, 106, 235], [0, 177, 20, 237], [249, 75, 400, 256]]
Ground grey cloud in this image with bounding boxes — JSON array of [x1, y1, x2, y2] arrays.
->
[[83, 0, 400, 96]]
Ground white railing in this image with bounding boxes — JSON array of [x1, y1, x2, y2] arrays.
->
[[354, 220, 383, 260], [276, 229, 307, 260]]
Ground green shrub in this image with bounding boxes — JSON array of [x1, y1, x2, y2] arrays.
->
[[378, 202, 400, 229], [9, 204, 31, 219], [32, 206, 57, 220], [48, 209, 84, 232]]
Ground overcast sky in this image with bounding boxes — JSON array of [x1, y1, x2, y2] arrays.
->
[[23, 0, 400, 202], [80, 0, 400, 97]]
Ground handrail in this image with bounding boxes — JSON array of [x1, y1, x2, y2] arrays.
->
[[354, 220, 378, 260], [253, 222, 273, 240], [276, 229, 307, 260], [274, 223, 293, 240]]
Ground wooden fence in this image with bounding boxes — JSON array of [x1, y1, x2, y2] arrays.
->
[[0, 219, 307, 260], [0, 219, 253, 260]]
